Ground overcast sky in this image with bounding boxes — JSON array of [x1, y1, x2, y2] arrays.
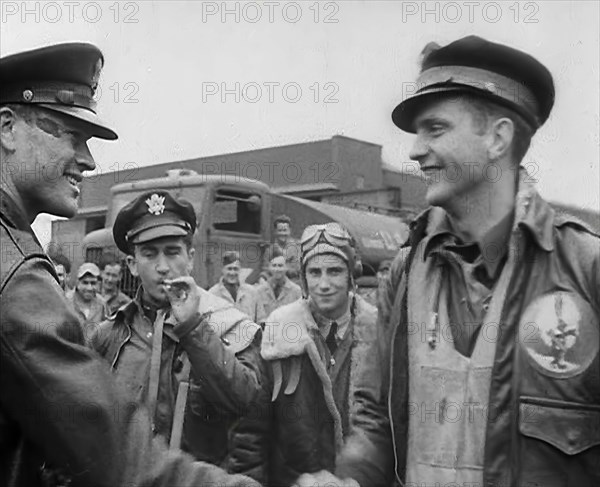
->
[[2, 1, 598, 246]]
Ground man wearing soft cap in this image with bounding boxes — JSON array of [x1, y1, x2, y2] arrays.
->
[[66, 262, 106, 336], [298, 36, 600, 487]]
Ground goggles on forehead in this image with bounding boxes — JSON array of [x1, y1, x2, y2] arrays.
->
[[300, 223, 352, 252]]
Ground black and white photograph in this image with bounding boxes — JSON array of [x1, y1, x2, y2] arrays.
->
[[1, 1, 599, 486]]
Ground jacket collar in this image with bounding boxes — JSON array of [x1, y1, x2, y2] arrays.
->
[[0, 189, 33, 234], [261, 299, 317, 360], [113, 289, 181, 342], [115, 287, 155, 322], [409, 168, 555, 255], [309, 296, 352, 341], [513, 178, 555, 251]]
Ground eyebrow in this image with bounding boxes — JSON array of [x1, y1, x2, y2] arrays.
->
[[138, 244, 158, 252], [414, 116, 449, 130], [164, 245, 183, 250]]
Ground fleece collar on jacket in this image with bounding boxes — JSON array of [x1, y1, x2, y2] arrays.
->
[[261, 298, 346, 451], [261, 296, 376, 454], [261, 299, 317, 360]]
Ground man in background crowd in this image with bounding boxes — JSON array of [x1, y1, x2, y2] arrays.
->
[[255, 244, 302, 325], [210, 250, 259, 321], [376, 259, 391, 284], [271, 214, 301, 283], [51, 253, 72, 293], [99, 260, 131, 315], [67, 262, 106, 337]]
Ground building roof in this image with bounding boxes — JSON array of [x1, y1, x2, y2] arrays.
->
[[79, 135, 382, 212]]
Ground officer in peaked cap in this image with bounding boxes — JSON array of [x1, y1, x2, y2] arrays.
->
[[0, 42, 260, 487], [329, 36, 600, 487], [392, 35, 555, 133], [113, 190, 197, 255], [0, 42, 117, 140], [94, 189, 268, 482], [1, 43, 118, 223]]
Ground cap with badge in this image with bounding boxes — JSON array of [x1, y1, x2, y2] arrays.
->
[[77, 262, 100, 280], [392, 35, 555, 133], [0, 42, 117, 140], [113, 191, 197, 254]]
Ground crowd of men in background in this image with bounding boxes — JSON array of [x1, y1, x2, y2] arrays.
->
[[50, 212, 308, 331]]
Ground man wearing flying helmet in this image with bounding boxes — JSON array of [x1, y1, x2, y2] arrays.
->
[[261, 223, 377, 486]]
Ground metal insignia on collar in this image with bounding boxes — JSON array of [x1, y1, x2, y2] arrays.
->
[[145, 194, 166, 215]]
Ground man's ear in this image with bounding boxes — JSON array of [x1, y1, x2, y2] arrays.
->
[[0, 107, 18, 152], [487, 117, 514, 162], [126, 254, 139, 277], [187, 247, 195, 274]]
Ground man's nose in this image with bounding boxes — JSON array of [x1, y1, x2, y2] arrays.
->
[[408, 134, 429, 163], [156, 254, 170, 273], [318, 275, 331, 290], [75, 141, 96, 172]]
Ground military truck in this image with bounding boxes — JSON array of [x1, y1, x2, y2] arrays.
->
[[77, 169, 409, 299]]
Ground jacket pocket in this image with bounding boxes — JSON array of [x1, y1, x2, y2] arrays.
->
[[519, 396, 600, 455]]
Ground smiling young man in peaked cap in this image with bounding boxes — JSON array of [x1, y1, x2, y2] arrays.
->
[[298, 36, 600, 487], [0, 43, 259, 487], [91, 190, 268, 483]]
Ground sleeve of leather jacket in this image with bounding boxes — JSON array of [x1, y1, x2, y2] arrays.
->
[[0, 258, 260, 487], [222, 332, 271, 483], [174, 312, 263, 414], [335, 249, 409, 487]]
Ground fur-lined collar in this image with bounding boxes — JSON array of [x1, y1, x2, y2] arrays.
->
[[261, 299, 316, 360]]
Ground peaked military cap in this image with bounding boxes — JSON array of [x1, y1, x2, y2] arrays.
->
[[113, 191, 196, 254], [392, 35, 555, 132], [0, 42, 117, 140]]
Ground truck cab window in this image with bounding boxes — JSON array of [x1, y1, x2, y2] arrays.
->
[[213, 189, 261, 234]]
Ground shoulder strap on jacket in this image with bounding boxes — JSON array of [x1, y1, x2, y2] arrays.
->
[[170, 356, 192, 451]]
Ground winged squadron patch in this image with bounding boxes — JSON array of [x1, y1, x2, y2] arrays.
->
[[520, 292, 598, 379]]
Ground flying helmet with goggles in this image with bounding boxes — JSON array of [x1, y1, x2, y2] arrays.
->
[[300, 223, 361, 295]]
